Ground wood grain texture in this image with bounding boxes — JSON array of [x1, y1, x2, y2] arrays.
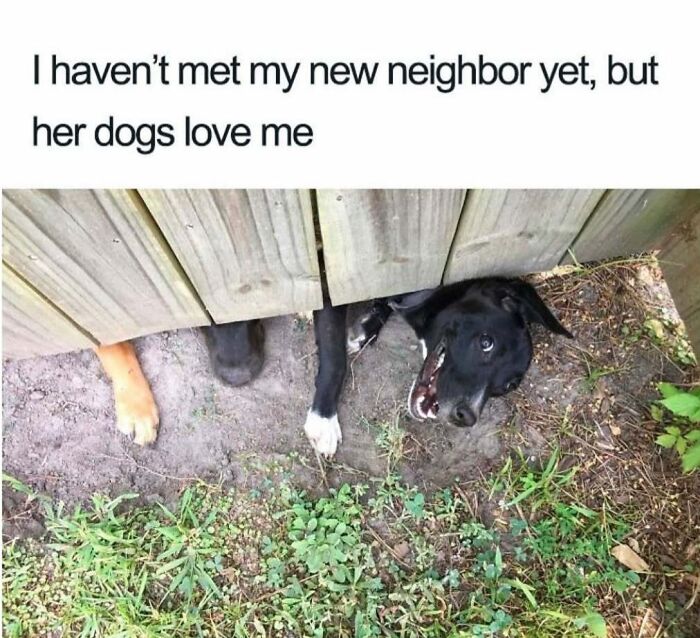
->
[[2, 264, 96, 359], [443, 189, 605, 283], [566, 189, 700, 264], [658, 210, 700, 357], [317, 189, 466, 305], [138, 189, 323, 322], [2, 189, 210, 344]]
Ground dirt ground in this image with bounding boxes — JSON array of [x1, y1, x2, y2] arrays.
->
[[3, 259, 699, 557], [2, 301, 512, 512], [0, 263, 691, 506]]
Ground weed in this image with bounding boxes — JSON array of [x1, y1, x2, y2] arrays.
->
[[643, 316, 697, 366], [579, 353, 621, 394], [371, 414, 406, 475], [619, 306, 696, 368], [583, 365, 618, 393], [191, 384, 218, 419], [653, 382, 700, 472]]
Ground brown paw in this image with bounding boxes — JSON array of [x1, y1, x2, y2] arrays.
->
[[95, 342, 160, 446], [114, 387, 159, 445]]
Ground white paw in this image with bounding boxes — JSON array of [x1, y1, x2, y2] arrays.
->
[[304, 410, 342, 458]]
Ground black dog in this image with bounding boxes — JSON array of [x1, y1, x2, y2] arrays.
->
[[206, 278, 572, 457]]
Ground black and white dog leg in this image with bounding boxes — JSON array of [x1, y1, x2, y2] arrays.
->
[[305, 301, 348, 457], [346, 300, 393, 354]]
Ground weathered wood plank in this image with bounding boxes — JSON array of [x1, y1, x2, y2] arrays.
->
[[2, 263, 97, 359], [658, 210, 700, 357], [138, 189, 323, 322], [2, 189, 210, 344], [443, 189, 604, 283], [317, 189, 466, 305], [566, 189, 700, 264]]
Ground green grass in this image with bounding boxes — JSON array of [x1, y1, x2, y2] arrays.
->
[[2, 448, 652, 638]]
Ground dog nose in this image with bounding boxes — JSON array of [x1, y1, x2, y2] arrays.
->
[[451, 403, 477, 427], [214, 353, 263, 387]]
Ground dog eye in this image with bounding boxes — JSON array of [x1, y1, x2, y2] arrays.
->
[[479, 334, 494, 352]]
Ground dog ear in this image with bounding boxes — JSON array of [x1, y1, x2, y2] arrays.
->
[[500, 281, 573, 338]]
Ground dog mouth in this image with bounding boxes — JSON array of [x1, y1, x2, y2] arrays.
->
[[408, 339, 446, 420]]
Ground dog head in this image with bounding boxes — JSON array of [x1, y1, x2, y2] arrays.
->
[[205, 320, 264, 386], [402, 280, 572, 427]]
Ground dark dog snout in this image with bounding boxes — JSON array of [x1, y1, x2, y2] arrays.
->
[[205, 320, 265, 387], [213, 353, 263, 387], [451, 402, 477, 427]]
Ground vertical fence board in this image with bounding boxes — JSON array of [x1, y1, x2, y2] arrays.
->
[[658, 210, 700, 356], [2, 189, 210, 344], [139, 189, 323, 322], [2, 264, 96, 359], [566, 189, 700, 264], [317, 189, 466, 305], [443, 189, 604, 283]]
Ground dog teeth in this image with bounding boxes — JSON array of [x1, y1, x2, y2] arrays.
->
[[416, 395, 439, 420], [416, 398, 429, 420]]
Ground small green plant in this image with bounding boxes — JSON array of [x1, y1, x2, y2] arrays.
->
[[653, 382, 700, 472], [495, 449, 577, 513], [287, 484, 366, 577], [643, 317, 697, 366], [147, 490, 226, 602], [621, 311, 696, 367], [582, 364, 618, 393], [190, 384, 218, 419], [371, 414, 406, 474]]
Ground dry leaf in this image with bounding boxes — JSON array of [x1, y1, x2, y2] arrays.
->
[[637, 265, 656, 287], [545, 265, 579, 279], [393, 541, 410, 560], [221, 567, 238, 583], [683, 574, 699, 587], [612, 544, 650, 572], [595, 439, 616, 451]]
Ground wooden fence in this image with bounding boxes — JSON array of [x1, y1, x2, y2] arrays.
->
[[3, 189, 699, 360]]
